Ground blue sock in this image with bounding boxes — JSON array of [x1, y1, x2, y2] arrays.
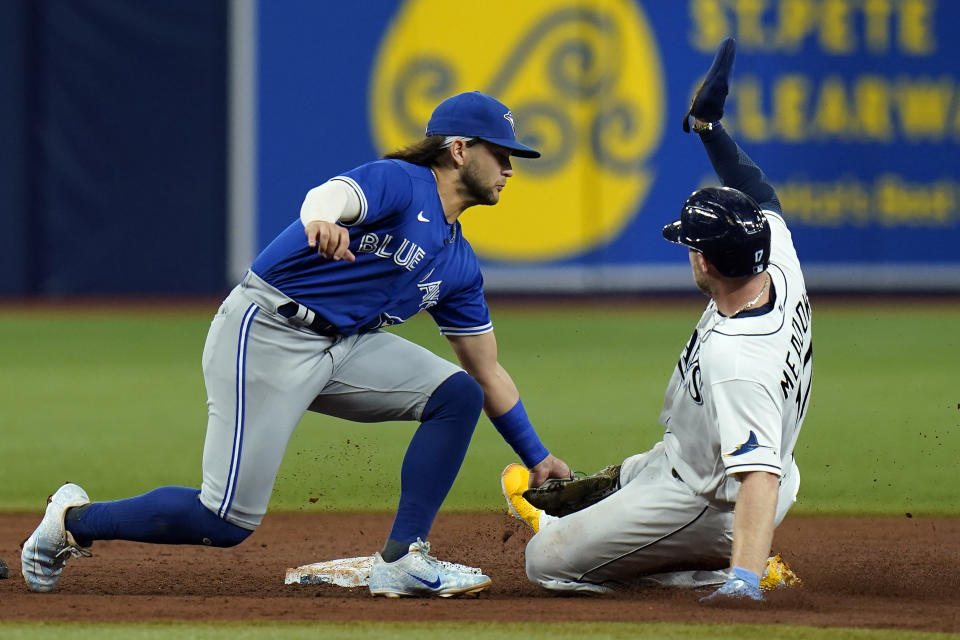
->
[[384, 372, 483, 559], [65, 486, 252, 548]]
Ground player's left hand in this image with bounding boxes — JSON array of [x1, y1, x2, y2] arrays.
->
[[683, 36, 736, 132], [699, 567, 764, 604], [527, 454, 572, 488]]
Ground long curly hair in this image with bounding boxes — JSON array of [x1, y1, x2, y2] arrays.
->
[[381, 135, 449, 166], [382, 135, 478, 167]]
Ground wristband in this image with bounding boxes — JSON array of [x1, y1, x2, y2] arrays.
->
[[693, 120, 722, 134], [731, 565, 760, 589], [490, 399, 549, 468]]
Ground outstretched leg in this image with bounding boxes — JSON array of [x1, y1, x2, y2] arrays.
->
[[21, 282, 334, 593], [65, 486, 252, 547], [21, 484, 251, 593]]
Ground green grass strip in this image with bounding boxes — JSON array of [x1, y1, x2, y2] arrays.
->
[[1, 302, 958, 515], [0, 621, 955, 640]]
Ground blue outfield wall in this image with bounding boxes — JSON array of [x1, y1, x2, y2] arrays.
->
[[0, 0, 227, 297], [0, 1, 31, 294], [2, 1, 955, 296], [257, 0, 960, 292]]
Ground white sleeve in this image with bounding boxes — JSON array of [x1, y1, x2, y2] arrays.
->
[[713, 379, 784, 477], [300, 180, 362, 225]]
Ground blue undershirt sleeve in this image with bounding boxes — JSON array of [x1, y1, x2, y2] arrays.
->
[[698, 125, 782, 216]]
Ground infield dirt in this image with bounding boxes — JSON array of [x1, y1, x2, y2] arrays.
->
[[2, 513, 958, 632]]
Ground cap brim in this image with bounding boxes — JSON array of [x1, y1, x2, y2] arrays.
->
[[662, 220, 684, 244], [478, 137, 541, 158]]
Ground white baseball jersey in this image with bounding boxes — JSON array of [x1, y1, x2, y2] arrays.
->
[[660, 210, 813, 502], [525, 207, 812, 592]]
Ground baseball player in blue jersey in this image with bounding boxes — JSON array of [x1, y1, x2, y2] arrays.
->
[[21, 91, 571, 598], [502, 38, 811, 602]]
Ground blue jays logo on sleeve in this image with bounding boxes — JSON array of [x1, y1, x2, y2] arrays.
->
[[416, 267, 441, 310], [723, 431, 775, 457], [417, 280, 441, 310]]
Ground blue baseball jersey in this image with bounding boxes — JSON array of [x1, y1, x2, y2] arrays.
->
[[251, 159, 492, 337]]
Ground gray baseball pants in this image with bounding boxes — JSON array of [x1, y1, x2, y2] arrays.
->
[[525, 442, 799, 592], [198, 271, 460, 530]]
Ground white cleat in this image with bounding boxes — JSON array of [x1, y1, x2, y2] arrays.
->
[[21, 483, 92, 593], [368, 538, 491, 598]]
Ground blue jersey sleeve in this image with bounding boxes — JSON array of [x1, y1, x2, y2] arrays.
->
[[330, 160, 414, 226], [430, 272, 492, 336]]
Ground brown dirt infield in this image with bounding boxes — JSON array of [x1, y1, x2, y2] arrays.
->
[[2, 513, 958, 633]]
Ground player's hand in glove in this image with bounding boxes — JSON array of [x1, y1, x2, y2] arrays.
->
[[683, 36, 736, 132], [527, 454, 572, 489], [523, 464, 621, 517], [699, 566, 764, 604]]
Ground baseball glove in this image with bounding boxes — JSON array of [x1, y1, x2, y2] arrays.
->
[[522, 464, 622, 517], [683, 36, 736, 132]]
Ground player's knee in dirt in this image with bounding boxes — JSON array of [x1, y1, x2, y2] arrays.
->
[[193, 499, 256, 547], [524, 529, 568, 583], [204, 517, 254, 547]]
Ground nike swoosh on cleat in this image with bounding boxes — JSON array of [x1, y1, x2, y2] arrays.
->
[[406, 571, 442, 589], [417, 211, 430, 223]]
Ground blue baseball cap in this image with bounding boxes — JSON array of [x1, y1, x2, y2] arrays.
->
[[426, 91, 541, 158]]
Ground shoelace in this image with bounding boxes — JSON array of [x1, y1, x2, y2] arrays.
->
[[409, 538, 435, 561], [55, 545, 92, 560], [56, 532, 93, 560], [409, 538, 486, 577]]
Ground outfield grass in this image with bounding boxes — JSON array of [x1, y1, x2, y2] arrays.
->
[[0, 621, 956, 640], [0, 300, 957, 515]]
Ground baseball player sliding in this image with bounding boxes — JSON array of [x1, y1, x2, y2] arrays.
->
[[503, 38, 812, 601], [21, 91, 571, 598]]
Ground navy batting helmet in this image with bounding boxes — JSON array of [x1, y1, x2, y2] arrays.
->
[[662, 186, 770, 278]]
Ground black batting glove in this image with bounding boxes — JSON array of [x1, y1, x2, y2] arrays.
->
[[683, 37, 736, 132]]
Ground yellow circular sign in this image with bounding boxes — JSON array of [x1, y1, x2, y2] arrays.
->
[[370, 0, 664, 261]]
